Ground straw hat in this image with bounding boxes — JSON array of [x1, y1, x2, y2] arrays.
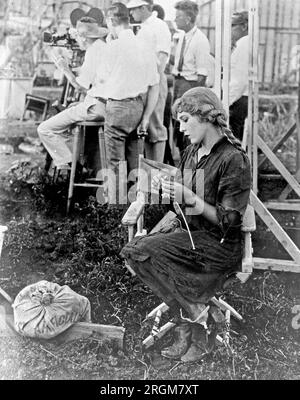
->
[[76, 20, 108, 38]]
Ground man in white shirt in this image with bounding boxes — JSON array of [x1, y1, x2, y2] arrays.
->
[[38, 18, 108, 168], [127, 0, 171, 163], [172, 0, 212, 152], [229, 11, 249, 141], [102, 3, 160, 203]]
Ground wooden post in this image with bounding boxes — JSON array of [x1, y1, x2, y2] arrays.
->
[[214, 0, 231, 117], [297, 61, 300, 171], [248, 0, 259, 194]]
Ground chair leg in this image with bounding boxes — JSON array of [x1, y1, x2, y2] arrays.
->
[[144, 303, 169, 321], [211, 297, 243, 321], [224, 310, 231, 347], [97, 126, 106, 181], [44, 152, 52, 173], [143, 321, 175, 349], [67, 127, 80, 215], [151, 310, 162, 336], [52, 167, 57, 184], [98, 126, 107, 169]]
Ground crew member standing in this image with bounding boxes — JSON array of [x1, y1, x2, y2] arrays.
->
[[172, 0, 212, 153], [102, 3, 159, 204], [127, 0, 171, 163], [229, 11, 249, 141]]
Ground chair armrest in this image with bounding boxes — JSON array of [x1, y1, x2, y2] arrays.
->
[[122, 200, 145, 226], [150, 211, 177, 234]]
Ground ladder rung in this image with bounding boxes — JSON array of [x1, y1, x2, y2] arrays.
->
[[85, 178, 104, 183], [73, 183, 104, 188]]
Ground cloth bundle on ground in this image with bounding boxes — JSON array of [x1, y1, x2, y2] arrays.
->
[[12, 280, 91, 339]]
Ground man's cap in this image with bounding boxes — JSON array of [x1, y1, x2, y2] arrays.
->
[[231, 11, 248, 25], [126, 0, 153, 9], [76, 20, 108, 38]]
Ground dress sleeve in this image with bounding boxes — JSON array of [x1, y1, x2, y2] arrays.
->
[[216, 151, 251, 235]]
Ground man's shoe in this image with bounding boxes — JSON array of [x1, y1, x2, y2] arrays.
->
[[161, 323, 191, 359]]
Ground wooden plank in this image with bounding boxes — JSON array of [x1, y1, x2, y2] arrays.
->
[[0, 310, 18, 338], [248, 0, 256, 182], [0, 308, 125, 348], [264, 201, 300, 211], [259, 174, 284, 180], [0, 288, 13, 305], [297, 60, 300, 171], [252, 0, 259, 193], [276, 0, 286, 80], [250, 191, 300, 264], [254, 257, 300, 273], [0, 304, 124, 348], [285, 0, 295, 77], [278, 169, 300, 201], [48, 322, 125, 348], [258, 123, 296, 168], [259, 94, 298, 101], [264, 0, 275, 84], [214, 0, 222, 99], [73, 183, 104, 188], [0, 225, 7, 257], [271, 0, 280, 82], [222, 0, 231, 116], [257, 135, 300, 198]]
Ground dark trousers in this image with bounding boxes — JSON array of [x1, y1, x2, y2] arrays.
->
[[173, 77, 202, 153], [229, 96, 248, 141], [104, 97, 145, 204]]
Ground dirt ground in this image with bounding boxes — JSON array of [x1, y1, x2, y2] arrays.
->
[[0, 120, 300, 380]]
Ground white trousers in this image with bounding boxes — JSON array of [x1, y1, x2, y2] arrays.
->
[[38, 98, 105, 167]]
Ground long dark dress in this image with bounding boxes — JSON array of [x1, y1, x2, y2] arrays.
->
[[120, 137, 251, 315]]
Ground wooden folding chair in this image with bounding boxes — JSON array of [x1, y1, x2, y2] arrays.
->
[[121, 157, 256, 349]]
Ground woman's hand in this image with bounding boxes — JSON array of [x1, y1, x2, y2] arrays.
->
[[160, 176, 196, 207]]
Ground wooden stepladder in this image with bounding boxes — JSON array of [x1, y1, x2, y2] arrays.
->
[[246, 0, 300, 273]]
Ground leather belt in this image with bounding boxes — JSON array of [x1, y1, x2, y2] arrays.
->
[[95, 97, 107, 104], [107, 95, 142, 102]]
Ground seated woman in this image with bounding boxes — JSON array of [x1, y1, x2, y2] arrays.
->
[[121, 87, 251, 362]]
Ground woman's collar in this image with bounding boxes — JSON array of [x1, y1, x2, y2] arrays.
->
[[191, 136, 227, 157]]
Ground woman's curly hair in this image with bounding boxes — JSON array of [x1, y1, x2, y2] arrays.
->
[[172, 87, 245, 152]]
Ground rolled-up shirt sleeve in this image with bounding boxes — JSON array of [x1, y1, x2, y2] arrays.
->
[[157, 24, 171, 57], [194, 34, 211, 77], [216, 151, 251, 234]]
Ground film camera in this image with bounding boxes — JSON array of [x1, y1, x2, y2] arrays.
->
[[43, 28, 79, 50]]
